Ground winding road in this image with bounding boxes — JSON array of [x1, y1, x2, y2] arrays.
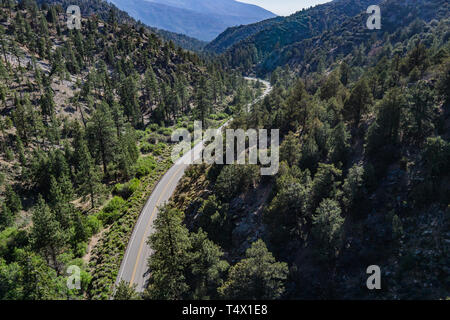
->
[[115, 77, 272, 292]]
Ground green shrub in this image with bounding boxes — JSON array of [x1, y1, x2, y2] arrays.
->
[[0, 202, 13, 227], [0, 227, 18, 256], [216, 112, 228, 120], [176, 120, 188, 129], [112, 183, 124, 195], [135, 130, 145, 140], [98, 196, 126, 225], [147, 123, 159, 132], [152, 142, 167, 156], [75, 241, 88, 257], [3, 117, 12, 129], [140, 142, 154, 154], [97, 210, 119, 225], [147, 134, 158, 144], [5, 185, 22, 214], [113, 178, 141, 199], [104, 196, 126, 213], [80, 268, 93, 292], [157, 127, 173, 137], [5, 148, 13, 161], [134, 156, 157, 178], [0, 227, 27, 257], [86, 215, 102, 236], [127, 178, 140, 194]]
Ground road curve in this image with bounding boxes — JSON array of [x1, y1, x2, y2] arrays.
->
[[115, 78, 272, 293]]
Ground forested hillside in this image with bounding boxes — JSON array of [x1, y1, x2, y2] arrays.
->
[[207, 0, 380, 67], [139, 0, 450, 300], [0, 0, 253, 299], [204, 15, 283, 54], [1, 0, 449, 302], [211, 0, 449, 77], [37, 0, 207, 51], [260, 0, 450, 76], [107, 0, 276, 42]]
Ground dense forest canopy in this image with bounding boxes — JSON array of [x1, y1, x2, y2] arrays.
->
[[0, 0, 256, 299], [37, 0, 208, 51], [144, 0, 450, 300], [209, 0, 450, 78], [0, 0, 449, 301]]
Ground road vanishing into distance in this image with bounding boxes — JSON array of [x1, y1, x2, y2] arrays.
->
[[115, 77, 272, 292]]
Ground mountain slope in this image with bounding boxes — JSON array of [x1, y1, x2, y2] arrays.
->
[[107, 0, 276, 41], [209, 0, 380, 69], [38, 0, 207, 51], [205, 15, 283, 54], [165, 0, 450, 300], [211, 0, 449, 76], [260, 0, 450, 75], [0, 0, 252, 300]]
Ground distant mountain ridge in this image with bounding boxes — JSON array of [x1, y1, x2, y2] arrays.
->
[[206, 0, 377, 55], [107, 0, 276, 41], [209, 0, 449, 76]]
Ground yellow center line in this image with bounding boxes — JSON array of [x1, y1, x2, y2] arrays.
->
[[129, 165, 185, 287]]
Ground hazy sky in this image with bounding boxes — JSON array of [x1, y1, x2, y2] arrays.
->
[[237, 0, 331, 16]]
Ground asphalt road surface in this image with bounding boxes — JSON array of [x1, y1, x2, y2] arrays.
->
[[115, 78, 272, 293]]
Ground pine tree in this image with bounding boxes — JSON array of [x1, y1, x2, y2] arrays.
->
[[366, 88, 405, 156], [309, 163, 342, 212], [40, 84, 55, 120], [311, 199, 344, 260], [404, 80, 435, 140], [327, 121, 350, 164], [145, 205, 191, 300], [339, 61, 350, 86], [75, 141, 103, 209], [342, 165, 366, 213], [110, 101, 125, 138], [344, 78, 372, 126], [219, 239, 288, 299], [0, 26, 9, 66], [186, 230, 228, 299], [320, 71, 344, 102], [119, 74, 141, 127], [5, 185, 21, 214], [438, 59, 450, 103], [280, 132, 301, 167], [12, 96, 30, 144], [48, 175, 73, 228], [15, 135, 26, 165], [0, 201, 13, 228], [115, 125, 139, 179], [86, 102, 117, 175], [114, 280, 141, 300], [143, 67, 158, 109], [31, 196, 67, 273], [195, 76, 211, 128], [15, 249, 64, 299], [283, 79, 309, 132]]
